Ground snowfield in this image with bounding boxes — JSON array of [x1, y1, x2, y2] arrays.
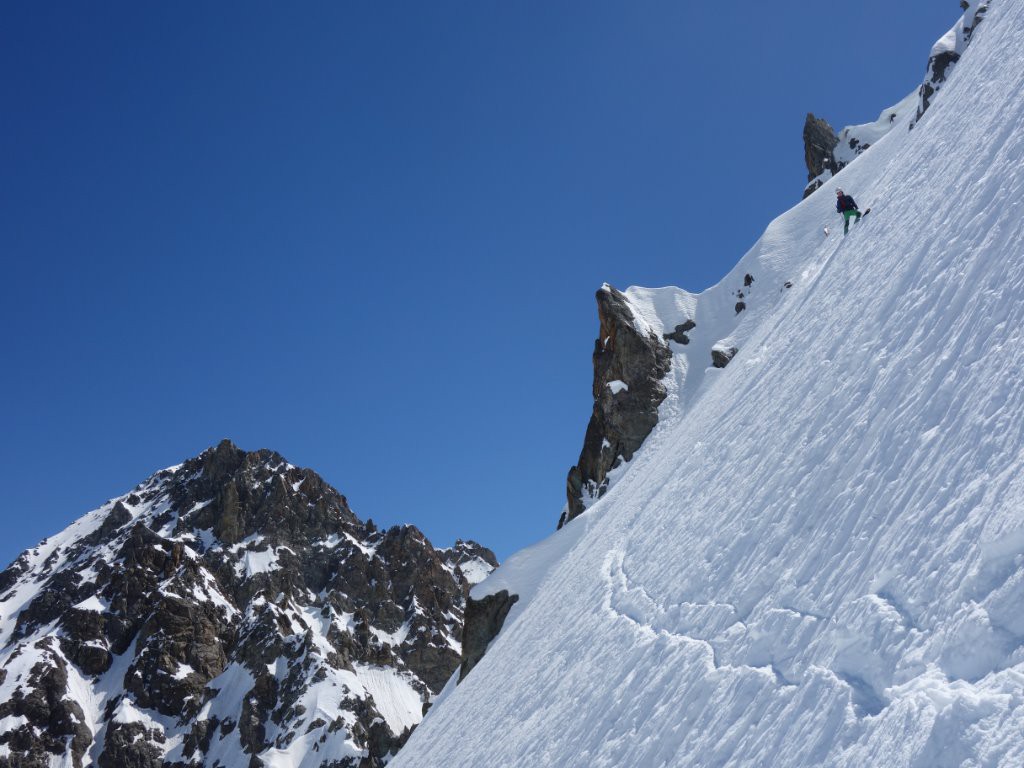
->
[[392, 3, 1024, 767]]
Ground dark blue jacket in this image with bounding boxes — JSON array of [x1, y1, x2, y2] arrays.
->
[[836, 194, 858, 213]]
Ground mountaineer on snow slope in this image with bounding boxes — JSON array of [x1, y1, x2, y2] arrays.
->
[[835, 188, 864, 234]]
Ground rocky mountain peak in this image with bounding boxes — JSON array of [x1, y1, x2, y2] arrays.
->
[[0, 442, 495, 768]]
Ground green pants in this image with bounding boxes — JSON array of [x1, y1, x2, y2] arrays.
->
[[843, 209, 862, 233]]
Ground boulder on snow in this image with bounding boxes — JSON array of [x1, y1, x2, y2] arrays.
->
[[663, 319, 696, 345], [712, 346, 739, 369], [459, 590, 519, 682]]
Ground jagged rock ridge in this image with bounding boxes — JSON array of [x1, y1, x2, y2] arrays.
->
[[0, 440, 496, 768], [801, 0, 990, 198]]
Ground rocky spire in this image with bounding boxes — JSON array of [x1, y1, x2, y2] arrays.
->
[[560, 286, 673, 528], [802, 113, 841, 199]]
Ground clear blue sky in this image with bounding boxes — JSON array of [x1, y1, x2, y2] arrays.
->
[[1, 2, 957, 565]]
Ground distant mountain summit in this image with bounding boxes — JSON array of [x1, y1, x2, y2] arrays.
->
[[0, 439, 495, 768]]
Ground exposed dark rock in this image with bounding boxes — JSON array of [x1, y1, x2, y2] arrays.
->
[[60, 606, 112, 675], [561, 285, 673, 528], [712, 347, 739, 369], [966, 1, 988, 35], [441, 540, 498, 585], [802, 113, 841, 199], [125, 595, 229, 717], [459, 590, 519, 681], [81, 501, 133, 548], [916, 50, 961, 123], [663, 319, 696, 345], [98, 721, 164, 768], [0, 639, 92, 768], [11, 569, 83, 642], [735, 301, 746, 315], [239, 673, 279, 756], [0, 553, 31, 598]]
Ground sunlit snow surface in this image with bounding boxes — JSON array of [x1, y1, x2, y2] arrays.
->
[[394, 4, 1024, 767]]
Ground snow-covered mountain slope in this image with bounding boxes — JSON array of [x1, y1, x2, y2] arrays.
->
[[0, 440, 495, 768], [392, 3, 1024, 766], [803, 0, 989, 198]]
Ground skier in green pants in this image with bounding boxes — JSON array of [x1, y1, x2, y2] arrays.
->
[[835, 189, 862, 234]]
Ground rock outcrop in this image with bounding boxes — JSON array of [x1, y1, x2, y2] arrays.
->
[[458, 590, 519, 682], [0, 440, 496, 768], [711, 345, 739, 369], [802, 113, 841, 199], [560, 285, 673, 528]]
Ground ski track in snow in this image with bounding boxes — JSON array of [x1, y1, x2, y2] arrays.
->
[[393, 3, 1024, 766]]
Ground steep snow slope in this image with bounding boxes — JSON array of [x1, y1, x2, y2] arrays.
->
[[392, 3, 1024, 766]]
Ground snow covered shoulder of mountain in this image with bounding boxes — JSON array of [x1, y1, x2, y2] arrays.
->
[[0, 439, 496, 768], [393, 2, 1024, 766]]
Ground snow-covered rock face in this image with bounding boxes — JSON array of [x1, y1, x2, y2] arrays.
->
[[803, 1, 990, 198], [0, 440, 495, 768], [393, 2, 1024, 766]]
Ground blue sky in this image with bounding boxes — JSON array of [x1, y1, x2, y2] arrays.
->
[[1, 2, 957, 565]]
